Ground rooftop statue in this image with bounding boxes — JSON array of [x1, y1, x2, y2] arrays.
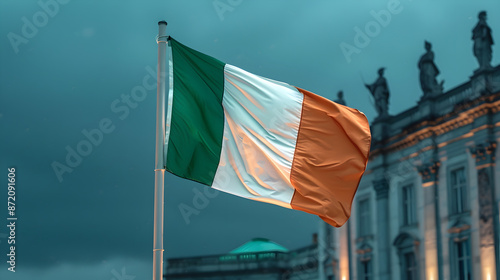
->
[[365, 68, 390, 119], [418, 41, 444, 97], [335, 90, 346, 106], [472, 11, 494, 71]]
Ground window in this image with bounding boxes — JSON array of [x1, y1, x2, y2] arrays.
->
[[401, 184, 416, 226], [453, 239, 472, 280], [359, 259, 372, 280], [357, 244, 373, 280], [358, 198, 370, 236], [402, 252, 417, 280], [450, 168, 468, 214], [394, 233, 419, 280]]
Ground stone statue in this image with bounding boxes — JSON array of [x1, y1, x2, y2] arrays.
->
[[335, 90, 346, 105], [365, 68, 389, 118], [418, 41, 444, 97], [472, 11, 494, 71]]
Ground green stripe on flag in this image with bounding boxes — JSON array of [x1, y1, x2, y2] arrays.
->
[[166, 38, 226, 185]]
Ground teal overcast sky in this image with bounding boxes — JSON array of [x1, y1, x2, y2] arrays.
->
[[1, 0, 500, 279]]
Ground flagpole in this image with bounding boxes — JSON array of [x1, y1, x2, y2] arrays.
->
[[153, 20, 167, 280]]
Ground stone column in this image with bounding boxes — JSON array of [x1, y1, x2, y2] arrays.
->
[[470, 142, 498, 280], [418, 161, 441, 280], [373, 178, 390, 280], [338, 222, 350, 280]]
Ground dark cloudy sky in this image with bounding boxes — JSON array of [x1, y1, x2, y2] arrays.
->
[[1, 0, 499, 279]]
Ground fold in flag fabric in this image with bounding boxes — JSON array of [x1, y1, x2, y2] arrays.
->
[[165, 37, 371, 227]]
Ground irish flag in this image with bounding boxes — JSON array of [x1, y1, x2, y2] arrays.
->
[[165, 38, 371, 227]]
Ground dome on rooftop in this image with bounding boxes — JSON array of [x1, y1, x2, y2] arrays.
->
[[229, 238, 289, 254]]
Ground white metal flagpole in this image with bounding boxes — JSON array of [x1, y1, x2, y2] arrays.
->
[[153, 20, 167, 280]]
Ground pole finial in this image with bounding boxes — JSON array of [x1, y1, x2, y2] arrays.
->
[[158, 21, 167, 26]]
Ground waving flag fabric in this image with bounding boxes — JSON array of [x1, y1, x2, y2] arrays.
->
[[165, 37, 371, 227]]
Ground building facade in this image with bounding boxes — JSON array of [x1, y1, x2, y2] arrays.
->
[[335, 11, 500, 280], [337, 61, 500, 279], [165, 237, 323, 280]]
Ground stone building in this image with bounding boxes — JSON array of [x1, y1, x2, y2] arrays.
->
[[334, 11, 500, 280], [165, 237, 323, 279], [165, 11, 500, 280], [335, 63, 500, 280]]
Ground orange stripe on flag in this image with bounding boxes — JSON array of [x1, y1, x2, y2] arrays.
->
[[290, 87, 371, 227]]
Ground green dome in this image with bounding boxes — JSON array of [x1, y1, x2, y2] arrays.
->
[[229, 238, 289, 254]]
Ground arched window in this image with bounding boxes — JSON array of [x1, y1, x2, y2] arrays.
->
[[356, 243, 373, 280], [448, 220, 472, 280], [393, 233, 419, 280]]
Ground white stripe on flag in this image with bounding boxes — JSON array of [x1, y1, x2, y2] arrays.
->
[[211, 64, 304, 207]]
